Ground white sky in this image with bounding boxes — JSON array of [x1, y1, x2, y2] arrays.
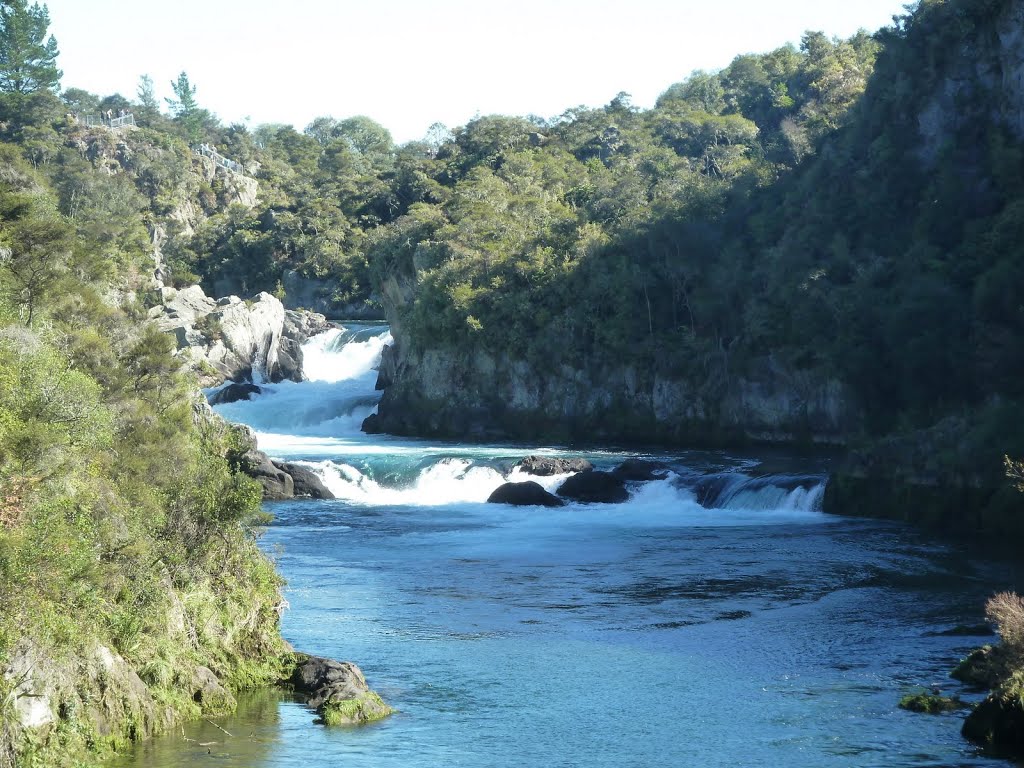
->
[[44, 0, 909, 144]]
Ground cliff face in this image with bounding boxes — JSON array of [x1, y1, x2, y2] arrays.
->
[[376, 298, 856, 447], [916, 0, 1024, 163]]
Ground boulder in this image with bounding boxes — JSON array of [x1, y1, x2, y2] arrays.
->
[[289, 654, 393, 726], [487, 481, 565, 507], [241, 449, 294, 500], [273, 461, 334, 499], [556, 470, 629, 503], [361, 413, 382, 434], [208, 381, 262, 405], [189, 666, 236, 715], [515, 455, 593, 476], [612, 459, 669, 482], [962, 691, 1024, 756]]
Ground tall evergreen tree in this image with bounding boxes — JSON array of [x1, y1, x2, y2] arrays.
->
[[0, 0, 60, 95]]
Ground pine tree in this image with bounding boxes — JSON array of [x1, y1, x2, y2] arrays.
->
[[0, 0, 60, 95]]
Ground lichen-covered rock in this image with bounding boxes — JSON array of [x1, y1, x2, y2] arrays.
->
[[952, 645, 1011, 689], [962, 683, 1024, 756], [487, 481, 565, 507]]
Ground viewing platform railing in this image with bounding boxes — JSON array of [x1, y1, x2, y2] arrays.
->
[[79, 113, 136, 129], [194, 143, 248, 176]]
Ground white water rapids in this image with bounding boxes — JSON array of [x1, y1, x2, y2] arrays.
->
[[210, 325, 828, 522]]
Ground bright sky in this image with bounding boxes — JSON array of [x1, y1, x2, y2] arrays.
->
[[44, 0, 909, 144]]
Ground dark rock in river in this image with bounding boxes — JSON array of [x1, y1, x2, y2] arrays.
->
[[556, 470, 629, 503], [516, 455, 593, 476], [612, 459, 669, 482], [241, 449, 294, 500], [273, 461, 334, 499], [208, 381, 262, 405], [289, 654, 393, 725], [962, 691, 1024, 756], [487, 481, 565, 507]]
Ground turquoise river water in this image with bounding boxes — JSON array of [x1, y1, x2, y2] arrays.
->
[[109, 325, 1023, 768]]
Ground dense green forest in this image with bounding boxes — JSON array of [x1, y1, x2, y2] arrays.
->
[[2, 0, 1024, 762]]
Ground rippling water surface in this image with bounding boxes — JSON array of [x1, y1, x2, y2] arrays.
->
[[110, 326, 1022, 768]]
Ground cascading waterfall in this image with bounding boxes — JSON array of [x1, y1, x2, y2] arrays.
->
[[210, 325, 829, 521]]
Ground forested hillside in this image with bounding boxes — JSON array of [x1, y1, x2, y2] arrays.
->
[[366, 0, 1024, 526]]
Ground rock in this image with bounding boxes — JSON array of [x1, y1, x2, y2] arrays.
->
[[952, 645, 1012, 688], [898, 690, 968, 714], [153, 286, 318, 386], [361, 413, 382, 434], [516, 455, 593, 476], [273, 462, 334, 499], [283, 309, 332, 345], [962, 691, 1024, 755], [487, 481, 565, 507], [273, 337, 304, 383], [189, 666, 236, 716], [241, 449, 294, 500], [375, 344, 399, 391], [289, 654, 393, 726], [556, 470, 629, 504], [208, 382, 262, 405], [612, 459, 669, 482]]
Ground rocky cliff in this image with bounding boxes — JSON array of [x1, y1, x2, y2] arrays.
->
[[373, 340, 855, 446]]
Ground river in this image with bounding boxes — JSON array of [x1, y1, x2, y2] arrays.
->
[[110, 325, 1022, 768]]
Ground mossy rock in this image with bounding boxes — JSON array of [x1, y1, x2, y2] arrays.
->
[[318, 691, 393, 725], [962, 692, 1024, 756], [951, 645, 1010, 689], [898, 690, 970, 714]]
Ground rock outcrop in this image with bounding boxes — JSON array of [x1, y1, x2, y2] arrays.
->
[[288, 655, 393, 726], [487, 481, 565, 507], [149, 285, 331, 388], [273, 462, 334, 500]]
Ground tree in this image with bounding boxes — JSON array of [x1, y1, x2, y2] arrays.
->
[[0, 0, 60, 96], [0, 196, 72, 326], [165, 71, 210, 143]]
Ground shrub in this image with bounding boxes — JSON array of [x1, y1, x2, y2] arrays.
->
[[986, 591, 1024, 652]]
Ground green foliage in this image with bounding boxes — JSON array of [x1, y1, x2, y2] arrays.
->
[[0, 0, 60, 96]]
